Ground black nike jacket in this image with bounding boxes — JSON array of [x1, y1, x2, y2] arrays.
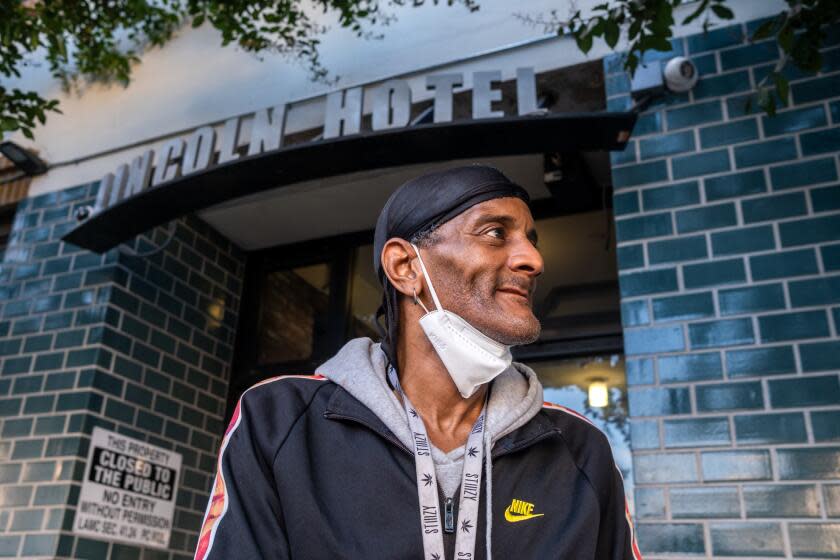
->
[[194, 374, 642, 560]]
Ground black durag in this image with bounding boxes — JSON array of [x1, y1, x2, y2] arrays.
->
[[373, 164, 530, 369]]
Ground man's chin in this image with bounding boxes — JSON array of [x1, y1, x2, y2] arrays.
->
[[484, 316, 541, 346]]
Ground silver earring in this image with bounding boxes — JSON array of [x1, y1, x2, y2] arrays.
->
[[412, 288, 431, 314]]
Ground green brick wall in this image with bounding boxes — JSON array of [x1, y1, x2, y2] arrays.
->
[[606, 19, 840, 558], [0, 183, 245, 558]]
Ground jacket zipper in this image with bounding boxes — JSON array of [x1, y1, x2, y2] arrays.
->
[[444, 497, 454, 533]]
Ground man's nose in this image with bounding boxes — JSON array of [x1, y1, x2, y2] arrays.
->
[[509, 236, 544, 277]]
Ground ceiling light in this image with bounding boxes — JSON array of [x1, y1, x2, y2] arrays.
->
[[588, 380, 609, 408]]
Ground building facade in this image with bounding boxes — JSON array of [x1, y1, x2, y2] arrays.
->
[[0, 1, 838, 558], [608, 20, 840, 557]]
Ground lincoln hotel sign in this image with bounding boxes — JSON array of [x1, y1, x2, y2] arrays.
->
[[94, 68, 541, 213]]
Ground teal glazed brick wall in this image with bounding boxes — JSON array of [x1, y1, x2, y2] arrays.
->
[[607, 19, 840, 558], [0, 183, 245, 559]]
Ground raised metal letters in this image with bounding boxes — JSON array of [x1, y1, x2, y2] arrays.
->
[[152, 138, 185, 186], [127, 150, 154, 197], [94, 67, 541, 213], [323, 87, 363, 139], [111, 165, 129, 207], [426, 74, 463, 123], [248, 106, 286, 156], [181, 126, 215, 175], [217, 117, 241, 164], [472, 71, 504, 119], [95, 164, 129, 212], [372, 80, 411, 131], [94, 172, 115, 212], [516, 67, 539, 116]]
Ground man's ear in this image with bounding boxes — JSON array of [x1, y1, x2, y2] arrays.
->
[[381, 238, 421, 298]]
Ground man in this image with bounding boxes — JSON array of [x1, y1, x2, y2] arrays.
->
[[195, 165, 641, 559]]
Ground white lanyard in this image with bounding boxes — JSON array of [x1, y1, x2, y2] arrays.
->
[[388, 365, 487, 560]]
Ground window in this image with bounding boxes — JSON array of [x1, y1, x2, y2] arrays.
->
[[348, 244, 380, 340], [257, 263, 332, 364], [230, 232, 365, 406]]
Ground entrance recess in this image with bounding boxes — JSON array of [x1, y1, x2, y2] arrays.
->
[[230, 196, 633, 508]]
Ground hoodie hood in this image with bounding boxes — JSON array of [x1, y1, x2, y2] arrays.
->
[[316, 337, 544, 488]]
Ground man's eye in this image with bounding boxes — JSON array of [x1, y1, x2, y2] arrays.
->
[[486, 227, 505, 239]]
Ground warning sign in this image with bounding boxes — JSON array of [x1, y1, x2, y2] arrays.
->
[[74, 427, 182, 549]]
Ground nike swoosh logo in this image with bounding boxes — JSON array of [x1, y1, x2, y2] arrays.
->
[[504, 507, 545, 523]]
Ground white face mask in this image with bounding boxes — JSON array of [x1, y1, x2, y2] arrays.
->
[[410, 243, 513, 399]]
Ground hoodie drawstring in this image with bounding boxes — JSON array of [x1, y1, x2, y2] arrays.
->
[[484, 428, 493, 560]]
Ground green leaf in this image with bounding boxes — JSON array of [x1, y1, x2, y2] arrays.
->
[[711, 4, 734, 19], [624, 52, 640, 76], [22, 127, 34, 140], [790, 32, 823, 73], [758, 87, 776, 117], [654, 1, 675, 31], [641, 34, 673, 52], [589, 17, 606, 38], [605, 20, 620, 47], [628, 19, 642, 40], [778, 24, 794, 52], [751, 13, 784, 41], [682, 0, 710, 25], [192, 14, 205, 28], [576, 31, 594, 53], [772, 72, 790, 104]]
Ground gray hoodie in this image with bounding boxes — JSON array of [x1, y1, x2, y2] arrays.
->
[[317, 337, 545, 497]]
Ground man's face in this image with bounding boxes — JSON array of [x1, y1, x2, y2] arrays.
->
[[416, 197, 544, 345]]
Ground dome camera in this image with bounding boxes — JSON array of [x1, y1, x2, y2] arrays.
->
[[663, 57, 699, 93], [74, 205, 94, 222]]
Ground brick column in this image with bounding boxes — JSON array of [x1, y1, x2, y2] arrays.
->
[[606, 20, 840, 558], [0, 182, 245, 558]]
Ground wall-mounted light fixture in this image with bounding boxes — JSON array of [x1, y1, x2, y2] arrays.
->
[[0, 141, 48, 176], [588, 379, 609, 408]]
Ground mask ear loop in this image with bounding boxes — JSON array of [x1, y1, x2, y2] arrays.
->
[[410, 243, 444, 312]]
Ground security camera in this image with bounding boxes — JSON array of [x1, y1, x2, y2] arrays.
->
[[663, 57, 699, 93], [74, 205, 94, 222]]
